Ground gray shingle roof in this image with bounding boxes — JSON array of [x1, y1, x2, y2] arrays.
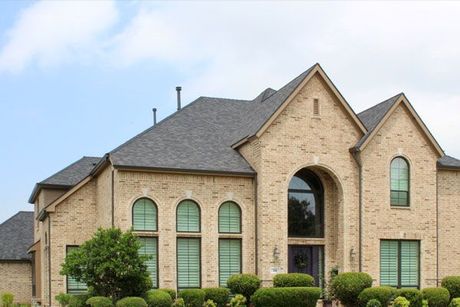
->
[[438, 155, 460, 169], [0, 211, 34, 261]]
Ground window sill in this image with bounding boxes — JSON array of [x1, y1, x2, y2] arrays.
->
[[176, 232, 201, 238], [390, 206, 411, 210], [133, 231, 158, 237], [219, 233, 243, 239]]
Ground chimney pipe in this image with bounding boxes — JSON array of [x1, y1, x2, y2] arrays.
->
[[152, 108, 157, 125], [176, 86, 182, 111]]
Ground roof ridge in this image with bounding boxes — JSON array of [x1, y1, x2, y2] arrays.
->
[[200, 96, 252, 102], [0, 211, 27, 227], [38, 156, 90, 185], [358, 92, 404, 115]]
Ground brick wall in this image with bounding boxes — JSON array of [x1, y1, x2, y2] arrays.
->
[[0, 262, 32, 304]]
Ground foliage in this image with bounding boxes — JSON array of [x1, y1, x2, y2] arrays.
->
[[60, 228, 152, 301], [330, 272, 373, 307], [251, 287, 321, 307], [323, 265, 339, 300], [442, 276, 460, 300], [202, 288, 230, 307], [226, 274, 261, 302], [393, 296, 411, 307], [1, 292, 14, 307], [203, 299, 217, 307], [56, 293, 73, 307], [358, 286, 397, 306], [366, 299, 382, 307], [449, 298, 460, 307], [178, 289, 206, 307], [159, 288, 176, 300], [115, 297, 147, 307], [397, 288, 423, 307], [86, 297, 113, 307], [69, 294, 91, 307], [229, 294, 246, 307], [172, 298, 185, 307], [273, 273, 315, 287], [145, 290, 172, 307], [422, 288, 450, 307]]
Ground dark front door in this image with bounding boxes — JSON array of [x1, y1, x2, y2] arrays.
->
[[288, 245, 324, 287]]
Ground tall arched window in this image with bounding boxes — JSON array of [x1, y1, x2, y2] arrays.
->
[[177, 200, 200, 232], [391, 157, 410, 207], [219, 202, 241, 233], [288, 169, 324, 238], [132, 198, 157, 231]]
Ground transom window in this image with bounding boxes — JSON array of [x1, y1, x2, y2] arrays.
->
[[391, 157, 410, 206], [132, 198, 157, 231], [288, 169, 324, 238], [219, 202, 241, 233], [380, 240, 419, 288], [177, 200, 200, 232]]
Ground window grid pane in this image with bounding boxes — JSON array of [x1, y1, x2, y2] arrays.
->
[[219, 239, 241, 287], [380, 241, 399, 287], [67, 247, 87, 294], [139, 237, 158, 288], [380, 240, 419, 288], [391, 158, 409, 206], [400, 241, 419, 287], [133, 199, 157, 231], [219, 202, 241, 233], [177, 238, 200, 288], [177, 200, 200, 232]]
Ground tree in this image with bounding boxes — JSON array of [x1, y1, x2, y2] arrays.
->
[[60, 228, 152, 300]]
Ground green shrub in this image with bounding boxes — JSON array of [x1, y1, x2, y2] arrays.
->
[[203, 300, 217, 307], [251, 287, 321, 307], [226, 274, 261, 302], [330, 272, 373, 307], [358, 286, 397, 306], [159, 288, 176, 300], [366, 299, 381, 307], [422, 288, 450, 307], [273, 273, 315, 287], [178, 289, 206, 307], [172, 298, 185, 307], [397, 288, 423, 307], [449, 298, 460, 307], [442, 276, 460, 300], [56, 293, 73, 307], [115, 297, 147, 307], [86, 297, 113, 307], [203, 288, 230, 307], [1, 293, 14, 307], [394, 296, 411, 307], [145, 290, 172, 307], [229, 294, 246, 307], [69, 294, 90, 307]]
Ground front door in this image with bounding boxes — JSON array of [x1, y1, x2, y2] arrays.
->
[[288, 245, 324, 287]]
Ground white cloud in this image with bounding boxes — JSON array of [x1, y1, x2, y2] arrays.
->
[[0, 1, 118, 73]]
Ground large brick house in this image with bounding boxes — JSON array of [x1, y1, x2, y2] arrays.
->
[[2, 64, 460, 306]]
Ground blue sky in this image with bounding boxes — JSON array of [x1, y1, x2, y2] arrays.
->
[[1, 1, 460, 223]]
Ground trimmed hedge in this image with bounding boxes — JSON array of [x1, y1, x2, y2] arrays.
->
[[358, 286, 397, 306], [397, 288, 423, 307], [69, 294, 90, 307], [330, 272, 373, 307], [394, 296, 410, 307], [115, 297, 147, 307], [273, 273, 315, 287], [178, 289, 206, 307], [251, 287, 321, 307], [159, 288, 176, 300], [172, 298, 185, 307], [227, 274, 261, 302], [145, 290, 172, 307], [86, 297, 113, 307], [366, 299, 382, 307], [449, 298, 460, 307], [442, 276, 460, 300], [203, 288, 230, 307], [229, 294, 246, 307], [56, 293, 73, 307], [422, 288, 450, 307]]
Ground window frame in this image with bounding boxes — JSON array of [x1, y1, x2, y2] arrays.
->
[[218, 201, 242, 234], [65, 245, 88, 294], [218, 238, 242, 287], [132, 197, 158, 232], [138, 236, 159, 289], [176, 200, 201, 233], [176, 237, 202, 289], [390, 157, 410, 207]]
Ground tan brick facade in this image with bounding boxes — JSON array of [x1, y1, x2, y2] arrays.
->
[[0, 262, 32, 304]]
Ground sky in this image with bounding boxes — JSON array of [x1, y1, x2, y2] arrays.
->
[[1, 1, 459, 223]]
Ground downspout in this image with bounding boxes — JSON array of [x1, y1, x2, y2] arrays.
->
[[254, 176, 259, 275], [111, 168, 115, 227], [48, 216, 52, 307], [351, 149, 363, 272], [436, 170, 439, 286]]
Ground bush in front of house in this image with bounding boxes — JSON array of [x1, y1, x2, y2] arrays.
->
[[227, 274, 261, 302], [178, 289, 206, 307], [394, 296, 411, 307], [145, 290, 172, 307], [86, 296, 113, 307], [251, 287, 321, 307], [397, 288, 423, 307], [330, 272, 373, 307], [449, 298, 460, 307], [358, 286, 397, 306], [56, 293, 73, 307], [273, 273, 315, 287], [366, 299, 382, 307], [115, 297, 147, 307], [442, 276, 460, 300], [422, 288, 450, 307], [203, 288, 230, 307], [229, 294, 246, 307], [203, 299, 217, 307], [1, 292, 14, 307], [171, 298, 185, 307], [158, 288, 176, 300], [69, 294, 91, 307]]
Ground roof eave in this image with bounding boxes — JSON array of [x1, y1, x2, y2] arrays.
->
[[113, 164, 256, 177], [28, 183, 72, 204]]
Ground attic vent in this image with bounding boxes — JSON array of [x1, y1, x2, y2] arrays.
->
[[313, 99, 320, 116]]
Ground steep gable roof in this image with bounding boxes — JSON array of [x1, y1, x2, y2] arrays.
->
[[0, 211, 34, 261]]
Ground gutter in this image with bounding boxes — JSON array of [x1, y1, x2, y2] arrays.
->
[[350, 148, 363, 272], [436, 171, 439, 286], [254, 176, 258, 275]]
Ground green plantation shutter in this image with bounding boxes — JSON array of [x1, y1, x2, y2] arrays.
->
[[219, 202, 241, 233], [400, 241, 419, 287], [219, 239, 241, 286], [177, 238, 200, 288], [177, 200, 200, 232], [133, 198, 157, 231], [66, 247, 87, 294], [391, 158, 409, 206], [380, 241, 399, 287], [139, 237, 158, 288]]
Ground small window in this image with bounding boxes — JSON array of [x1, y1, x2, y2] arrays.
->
[[219, 202, 241, 233], [66, 246, 87, 294], [132, 198, 158, 231], [390, 157, 410, 206], [177, 238, 201, 289], [313, 99, 320, 116], [380, 240, 419, 288], [219, 239, 241, 286], [138, 237, 158, 288], [177, 200, 200, 232]]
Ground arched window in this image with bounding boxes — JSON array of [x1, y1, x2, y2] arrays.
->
[[219, 202, 241, 233], [132, 198, 157, 231], [288, 169, 324, 238], [391, 157, 410, 206], [176, 200, 200, 232]]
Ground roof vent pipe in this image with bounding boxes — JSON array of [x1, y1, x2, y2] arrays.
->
[[176, 86, 182, 111], [152, 108, 157, 125]]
